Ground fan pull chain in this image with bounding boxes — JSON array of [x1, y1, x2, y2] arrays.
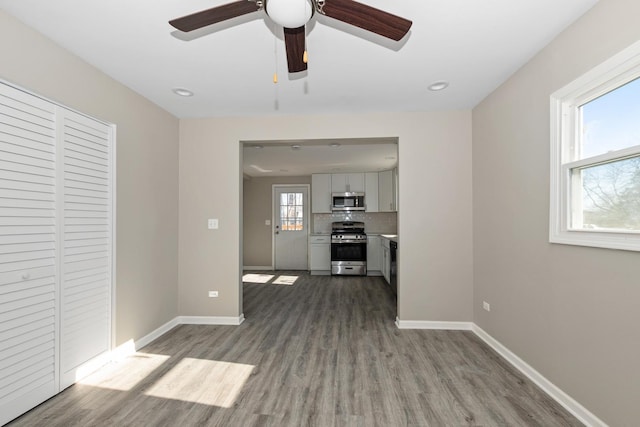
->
[[273, 24, 278, 84], [302, 0, 308, 64]]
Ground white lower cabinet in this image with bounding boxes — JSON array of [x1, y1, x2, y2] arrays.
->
[[309, 235, 331, 274], [366, 236, 381, 275], [381, 238, 391, 283]]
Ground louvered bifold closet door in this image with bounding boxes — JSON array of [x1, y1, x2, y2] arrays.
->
[[59, 109, 112, 389], [0, 84, 58, 426]]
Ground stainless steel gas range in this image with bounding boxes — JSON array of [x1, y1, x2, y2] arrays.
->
[[331, 221, 367, 276]]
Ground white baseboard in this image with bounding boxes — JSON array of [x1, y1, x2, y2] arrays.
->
[[471, 324, 607, 427], [395, 317, 473, 330], [111, 317, 179, 360], [111, 315, 244, 360], [243, 266, 273, 271], [395, 320, 606, 427], [137, 317, 180, 350], [178, 314, 245, 326], [112, 315, 604, 427]]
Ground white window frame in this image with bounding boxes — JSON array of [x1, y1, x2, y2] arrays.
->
[[550, 39, 640, 251]]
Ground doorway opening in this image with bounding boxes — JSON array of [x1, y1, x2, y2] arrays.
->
[[240, 138, 399, 316]]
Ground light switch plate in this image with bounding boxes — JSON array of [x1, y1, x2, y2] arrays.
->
[[208, 219, 219, 229], [265, 219, 271, 226]]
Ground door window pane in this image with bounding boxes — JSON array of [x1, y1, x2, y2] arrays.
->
[[280, 192, 304, 231]]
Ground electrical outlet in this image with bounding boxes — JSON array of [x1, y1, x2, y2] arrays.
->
[[207, 219, 219, 229], [208, 291, 219, 298], [483, 301, 490, 312]]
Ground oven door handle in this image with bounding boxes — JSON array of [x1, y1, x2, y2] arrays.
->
[[332, 239, 365, 244]]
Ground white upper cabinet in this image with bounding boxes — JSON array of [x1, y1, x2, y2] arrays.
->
[[311, 174, 332, 213], [365, 172, 379, 212], [313, 171, 397, 213], [331, 173, 365, 193], [378, 169, 397, 212]]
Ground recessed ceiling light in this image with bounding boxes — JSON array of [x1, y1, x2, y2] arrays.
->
[[172, 87, 194, 97], [250, 164, 272, 173], [330, 143, 341, 148], [291, 144, 302, 150], [428, 81, 449, 91], [253, 145, 263, 149]]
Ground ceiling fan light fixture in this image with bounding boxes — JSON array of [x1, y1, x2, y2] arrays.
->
[[266, 0, 314, 28]]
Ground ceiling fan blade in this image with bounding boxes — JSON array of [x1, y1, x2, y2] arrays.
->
[[169, 1, 260, 32], [321, 0, 412, 41], [284, 26, 307, 73]]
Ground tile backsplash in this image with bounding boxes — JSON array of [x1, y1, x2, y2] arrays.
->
[[313, 212, 397, 234]]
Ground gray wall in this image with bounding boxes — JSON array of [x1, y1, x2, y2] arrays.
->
[[179, 112, 473, 321], [0, 11, 180, 347], [243, 175, 312, 267], [472, 0, 640, 424]]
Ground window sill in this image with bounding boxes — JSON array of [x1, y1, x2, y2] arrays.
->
[[550, 229, 640, 252]]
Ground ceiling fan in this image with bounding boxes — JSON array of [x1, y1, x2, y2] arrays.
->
[[169, 0, 412, 73]]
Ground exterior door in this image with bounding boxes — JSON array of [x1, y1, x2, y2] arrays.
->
[[274, 185, 308, 270]]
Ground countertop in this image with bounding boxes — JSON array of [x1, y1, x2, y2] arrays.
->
[[311, 232, 397, 243]]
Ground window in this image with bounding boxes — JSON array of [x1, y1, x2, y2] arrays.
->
[[550, 40, 640, 251], [280, 192, 304, 231]]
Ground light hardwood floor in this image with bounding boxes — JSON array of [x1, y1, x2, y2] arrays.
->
[[9, 272, 582, 426]]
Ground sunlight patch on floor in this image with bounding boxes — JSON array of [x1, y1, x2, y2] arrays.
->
[[242, 273, 275, 283], [272, 275, 298, 285], [78, 352, 170, 391], [145, 358, 255, 408]]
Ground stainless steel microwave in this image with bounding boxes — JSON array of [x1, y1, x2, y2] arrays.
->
[[332, 192, 365, 211]]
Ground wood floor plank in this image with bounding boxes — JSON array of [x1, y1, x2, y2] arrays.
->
[[8, 271, 583, 426]]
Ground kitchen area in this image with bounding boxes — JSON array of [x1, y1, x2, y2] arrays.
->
[[242, 139, 399, 295], [308, 170, 398, 295]]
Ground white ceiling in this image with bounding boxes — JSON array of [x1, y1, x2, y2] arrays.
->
[[0, 0, 598, 176], [242, 138, 397, 177]]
